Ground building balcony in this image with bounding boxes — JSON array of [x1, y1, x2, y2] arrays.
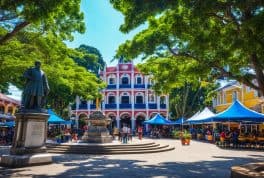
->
[[90, 104, 96, 109], [160, 104, 167, 109], [119, 104, 132, 109], [119, 84, 131, 88], [148, 103, 157, 109], [107, 85, 116, 89], [134, 104, 146, 109], [134, 84, 145, 89], [105, 104, 117, 109], [79, 104, 88, 109]]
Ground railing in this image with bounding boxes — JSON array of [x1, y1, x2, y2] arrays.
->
[[148, 104, 157, 109], [119, 84, 131, 88], [105, 104, 117, 109], [107, 85, 116, 89], [134, 104, 146, 109], [90, 104, 96, 109], [160, 104, 167, 109], [78, 104, 88, 109], [134, 84, 145, 89], [119, 104, 132, 109]]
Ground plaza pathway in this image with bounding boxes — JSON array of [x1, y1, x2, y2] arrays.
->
[[0, 138, 263, 178]]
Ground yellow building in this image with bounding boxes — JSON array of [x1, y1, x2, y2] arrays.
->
[[213, 80, 264, 113], [213, 80, 264, 131], [0, 93, 20, 116]]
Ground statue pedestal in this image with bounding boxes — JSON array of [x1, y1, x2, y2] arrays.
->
[[0, 112, 52, 167]]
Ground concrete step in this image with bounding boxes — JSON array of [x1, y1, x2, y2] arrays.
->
[[46, 143, 160, 150], [46, 141, 156, 148], [46, 141, 175, 155], [47, 144, 166, 152], [47, 145, 175, 155]]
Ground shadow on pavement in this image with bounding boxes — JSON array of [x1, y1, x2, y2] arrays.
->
[[1, 153, 263, 178]]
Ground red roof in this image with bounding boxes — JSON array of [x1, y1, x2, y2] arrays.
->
[[0, 93, 20, 105]]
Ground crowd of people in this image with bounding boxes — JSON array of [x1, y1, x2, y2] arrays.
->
[[0, 127, 14, 145]]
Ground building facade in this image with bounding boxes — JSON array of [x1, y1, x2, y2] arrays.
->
[[71, 60, 169, 131], [0, 93, 20, 117], [212, 80, 264, 113]]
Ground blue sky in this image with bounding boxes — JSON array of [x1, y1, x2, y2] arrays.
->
[[65, 0, 145, 66]]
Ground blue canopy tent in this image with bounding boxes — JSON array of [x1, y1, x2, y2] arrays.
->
[[169, 117, 185, 125], [48, 109, 67, 124], [144, 113, 171, 125], [204, 100, 264, 123], [0, 121, 15, 127]]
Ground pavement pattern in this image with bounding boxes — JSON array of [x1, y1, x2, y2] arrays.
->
[[0, 138, 263, 178]]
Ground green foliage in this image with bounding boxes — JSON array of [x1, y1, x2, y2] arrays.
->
[[0, 0, 85, 44], [137, 57, 217, 118], [0, 30, 105, 114], [172, 130, 181, 139], [110, 0, 264, 96], [74, 45, 106, 75], [182, 130, 191, 140]]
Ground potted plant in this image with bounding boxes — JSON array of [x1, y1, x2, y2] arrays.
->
[[172, 130, 182, 139], [181, 131, 191, 145]]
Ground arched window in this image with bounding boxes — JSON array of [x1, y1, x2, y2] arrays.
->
[[108, 95, 116, 104], [108, 74, 116, 85], [136, 96, 143, 104], [135, 74, 142, 84], [135, 92, 144, 104], [160, 96, 166, 105], [121, 92, 130, 104], [148, 94, 155, 103], [121, 74, 130, 85]]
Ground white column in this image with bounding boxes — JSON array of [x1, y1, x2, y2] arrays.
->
[[116, 116, 120, 129], [131, 116, 135, 132], [157, 96, 160, 112]]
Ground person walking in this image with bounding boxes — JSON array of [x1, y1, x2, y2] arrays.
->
[[138, 126, 143, 140]]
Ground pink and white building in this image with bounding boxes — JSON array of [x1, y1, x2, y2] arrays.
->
[[71, 60, 169, 131]]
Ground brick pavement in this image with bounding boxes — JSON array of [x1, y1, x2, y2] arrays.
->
[[0, 138, 263, 178]]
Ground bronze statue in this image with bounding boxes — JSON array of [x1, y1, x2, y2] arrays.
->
[[21, 61, 50, 110]]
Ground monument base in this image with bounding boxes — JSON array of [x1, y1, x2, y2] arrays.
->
[[0, 111, 53, 167], [0, 153, 52, 168], [81, 135, 113, 143]]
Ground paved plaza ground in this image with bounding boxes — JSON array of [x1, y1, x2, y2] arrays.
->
[[0, 138, 263, 178]]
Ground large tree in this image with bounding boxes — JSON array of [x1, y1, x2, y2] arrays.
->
[[74, 44, 106, 75], [138, 57, 216, 118], [0, 0, 84, 44], [110, 0, 264, 95], [0, 31, 105, 115]]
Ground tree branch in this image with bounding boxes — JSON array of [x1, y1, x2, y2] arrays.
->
[[0, 21, 30, 45]]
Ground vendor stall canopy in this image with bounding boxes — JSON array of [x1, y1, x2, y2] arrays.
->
[[144, 113, 171, 125], [186, 107, 215, 124], [205, 100, 264, 123], [48, 109, 71, 124], [169, 117, 185, 125]]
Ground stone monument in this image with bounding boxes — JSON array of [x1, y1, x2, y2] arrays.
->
[[81, 110, 112, 143], [1, 61, 52, 167]]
